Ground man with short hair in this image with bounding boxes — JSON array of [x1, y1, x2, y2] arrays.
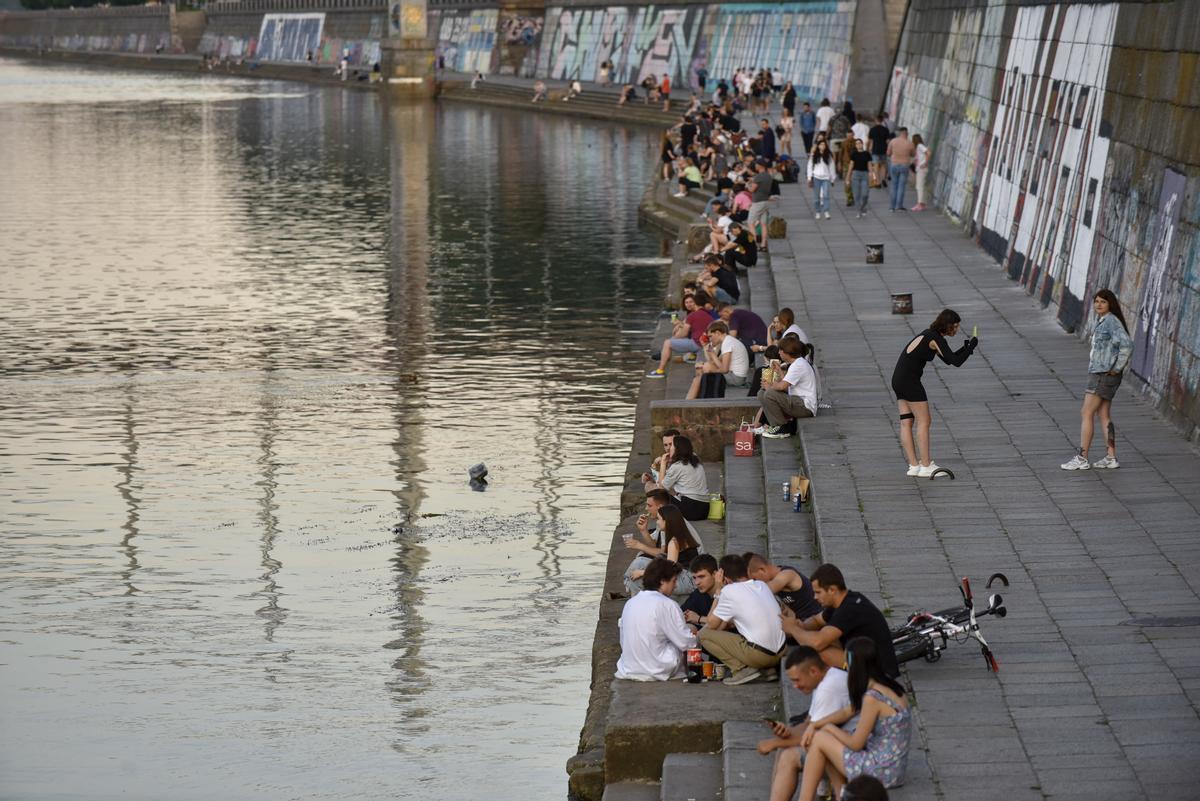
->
[[615, 558, 698, 681], [781, 563, 900, 678], [757, 646, 854, 801], [815, 98, 835, 134], [747, 160, 774, 250], [886, 126, 915, 211], [687, 320, 751, 399], [699, 252, 741, 305], [622, 486, 706, 594], [868, 114, 891, 188], [798, 102, 816, 154], [758, 119, 777, 161], [716, 302, 769, 353], [680, 553, 719, 627], [744, 552, 823, 622], [758, 337, 818, 438], [698, 554, 787, 685]]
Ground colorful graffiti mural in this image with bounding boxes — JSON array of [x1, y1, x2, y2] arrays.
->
[[432, 8, 498, 74], [890, 0, 1200, 436], [257, 13, 325, 63], [496, 13, 542, 77]]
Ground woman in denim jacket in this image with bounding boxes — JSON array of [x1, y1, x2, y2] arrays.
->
[[1062, 289, 1134, 470]]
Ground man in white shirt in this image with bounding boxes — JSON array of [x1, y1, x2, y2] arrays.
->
[[756, 646, 856, 801], [851, 115, 871, 148], [815, 98, 835, 134], [687, 320, 751, 399], [698, 554, 786, 685], [615, 558, 698, 681], [759, 337, 817, 438]]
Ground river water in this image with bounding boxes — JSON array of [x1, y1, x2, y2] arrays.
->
[[0, 58, 666, 801]]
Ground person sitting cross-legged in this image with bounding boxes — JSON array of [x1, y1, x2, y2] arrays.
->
[[687, 320, 751, 399], [698, 554, 786, 685], [623, 487, 706, 595], [623, 503, 702, 596], [758, 645, 855, 801], [757, 337, 818, 438], [614, 558, 698, 681]]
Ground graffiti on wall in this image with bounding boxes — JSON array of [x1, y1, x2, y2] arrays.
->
[[538, 5, 703, 85], [497, 14, 543, 77], [1130, 168, 1186, 383], [433, 8, 498, 74], [696, 2, 854, 101], [257, 13, 325, 62]]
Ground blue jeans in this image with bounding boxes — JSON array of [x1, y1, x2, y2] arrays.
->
[[714, 287, 737, 304], [704, 192, 730, 217], [851, 172, 869, 212], [812, 178, 830, 213], [889, 165, 909, 209]]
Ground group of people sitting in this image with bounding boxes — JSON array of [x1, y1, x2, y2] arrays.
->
[[616, 480, 910, 801]]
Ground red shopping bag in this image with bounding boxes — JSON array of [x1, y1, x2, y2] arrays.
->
[[734, 421, 756, 457]]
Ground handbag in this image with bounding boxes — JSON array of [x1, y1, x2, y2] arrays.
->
[[734, 420, 756, 457], [706, 494, 726, 520]]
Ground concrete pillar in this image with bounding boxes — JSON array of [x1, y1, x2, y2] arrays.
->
[[381, 0, 435, 98]]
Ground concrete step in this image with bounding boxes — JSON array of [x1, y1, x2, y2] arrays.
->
[[602, 781, 661, 801], [660, 752, 722, 801], [722, 721, 776, 801], [723, 444, 766, 556]]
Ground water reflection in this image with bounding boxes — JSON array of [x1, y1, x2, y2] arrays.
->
[[0, 58, 664, 800]]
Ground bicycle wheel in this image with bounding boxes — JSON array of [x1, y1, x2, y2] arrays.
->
[[892, 632, 933, 664]]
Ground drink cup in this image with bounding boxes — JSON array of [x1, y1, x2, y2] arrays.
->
[[703, 661, 714, 679]]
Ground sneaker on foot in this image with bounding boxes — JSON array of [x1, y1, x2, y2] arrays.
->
[[824, 211, 831, 219], [906, 464, 921, 477], [1060, 454, 1091, 470], [1092, 454, 1120, 469], [672, 191, 687, 198], [916, 462, 940, 477], [725, 666, 762, 686], [814, 213, 821, 220], [762, 424, 792, 439], [645, 368, 665, 379], [682, 353, 697, 363]]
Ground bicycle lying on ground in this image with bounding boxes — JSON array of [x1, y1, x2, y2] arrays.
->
[[891, 573, 1009, 672]]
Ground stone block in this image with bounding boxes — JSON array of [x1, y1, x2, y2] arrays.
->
[[650, 399, 763, 463]]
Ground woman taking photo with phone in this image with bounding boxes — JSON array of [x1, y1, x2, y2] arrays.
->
[[890, 309, 977, 477], [1061, 289, 1133, 470]]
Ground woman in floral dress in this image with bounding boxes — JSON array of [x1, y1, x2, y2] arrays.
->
[[796, 637, 912, 800]]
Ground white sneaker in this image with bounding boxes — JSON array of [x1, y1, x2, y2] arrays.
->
[[814, 213, 821, 220], [673, 192, 687, 198], [916, 462, 940, 477], [1092, 454, 1120, 469], [1060, 454, 1091, 470], [906, 464, 921, 477], [824, 211, 831, 219]]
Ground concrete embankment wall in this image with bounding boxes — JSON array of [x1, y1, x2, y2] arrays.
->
[[0, 6, 174, 54], [887, 0, 1200, 439]]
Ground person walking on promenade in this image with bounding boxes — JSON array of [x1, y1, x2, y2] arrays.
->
[[849, 138, 872, 217], [910, 134, 930, 211], [779, 109, 795, 156], [1061, 289, 1134, 470], [695, 65, 708, 92], [798, 101, 816, 154], [807, 140, 835, 220], [815, 98, 835, 136], [867, 115, 890, 188], [782, 81, 797, 115], [890, 309, 977, 477], [885, 128, 915, 210]]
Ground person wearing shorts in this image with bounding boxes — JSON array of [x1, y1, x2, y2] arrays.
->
[[747, 161, 773, 250], [1061, 289, 1134, 470], [891, 309, 976, 477]]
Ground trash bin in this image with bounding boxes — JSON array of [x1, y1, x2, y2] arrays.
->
[[866, 243, 885, 264], [891, 292, 913, 314]]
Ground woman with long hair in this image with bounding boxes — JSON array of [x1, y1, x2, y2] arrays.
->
[[1062, 289, 1134, 470], [890, 309, 977, 477], [797, 638, 911, 801], [659, 132, 675, 181], [626, 505, 702, 593], [807, 139, 835, 220], [654, 435, 710, 520], [910, 133, 930, 211], [779, 108, 794, 156]]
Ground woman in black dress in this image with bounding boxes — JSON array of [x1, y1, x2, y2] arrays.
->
[[891, 309, 977, 477]]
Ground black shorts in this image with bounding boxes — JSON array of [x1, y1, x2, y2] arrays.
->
[[891, 376, 927, 403]]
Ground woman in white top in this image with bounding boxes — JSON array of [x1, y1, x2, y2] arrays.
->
[[807, 139, 836, 220], [655, 435, 710, 520], [779, 110, 795, 156], [756, 307, 810, 352], [910, 133, 930, 211]]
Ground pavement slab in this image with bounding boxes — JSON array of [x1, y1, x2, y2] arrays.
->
[[770, 176, 1200, 799]]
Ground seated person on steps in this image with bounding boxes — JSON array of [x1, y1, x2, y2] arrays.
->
[[623, 503, 702, 595], [643, 435, 710, 520], [614, 558, 698, 681], [698, 253, 740, 305], [744, 552, 824, 624], [623, 487, 705, 593], [646, 292, 715, 379], [758, 645, 854, 801], [780, 563, 900, 679], [687, 320, 751, 400], [680, 554, 719, 629], [757, 337, 818, 438], [698, 554, 787, 685]]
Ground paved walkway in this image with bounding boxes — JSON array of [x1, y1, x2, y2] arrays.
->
[[768, 179, 1200, 799]]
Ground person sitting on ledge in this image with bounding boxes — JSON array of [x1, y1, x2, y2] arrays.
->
[[744, 552, 824, 623], [614, 557, 698, 681], [617, 84, 637, 106], [687, 320, 751, 400], [623, 487, 705, 594], [698, 554, 786, 685], [641, 428, 680, 488], [698, 253, 740, 305], [644, 435, 710, 520], [680, 554, 719, 630], [719, 220, 758, 272], [646, 291, 715, 379], [624, 503, 702, 595], [757, 337, 817, 439], [757, 645, 854, 801], [716, 302, 769, 354], [531, 80, 547, 103], [780, 564, 900, 679], [673, 156, 703, 198]]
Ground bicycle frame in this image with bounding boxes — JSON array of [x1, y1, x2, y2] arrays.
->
[[892, 573, 1008, 672]]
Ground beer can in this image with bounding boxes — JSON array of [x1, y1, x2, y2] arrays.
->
[[782, 482, 791, 502], [793, 494, 802, 512]]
